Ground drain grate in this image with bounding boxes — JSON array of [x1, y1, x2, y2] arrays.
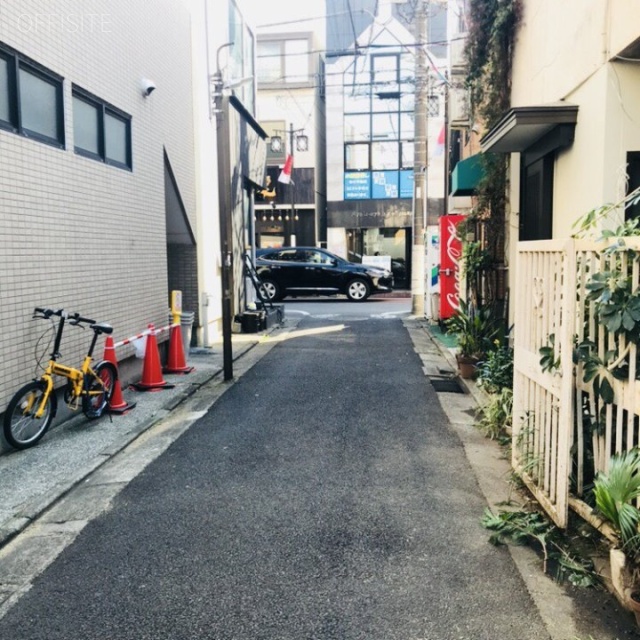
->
[[429, 377, 464, 393]]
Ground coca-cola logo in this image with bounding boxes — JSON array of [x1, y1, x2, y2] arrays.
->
[[445, 219, 462, 311]]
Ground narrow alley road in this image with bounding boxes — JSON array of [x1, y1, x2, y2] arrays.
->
[[0, 316, 567, 639]]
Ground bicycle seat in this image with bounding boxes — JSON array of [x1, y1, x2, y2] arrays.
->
[[92, 323, 113, 335]]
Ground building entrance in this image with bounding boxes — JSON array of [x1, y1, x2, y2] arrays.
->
[[346, 227, 410, 289]]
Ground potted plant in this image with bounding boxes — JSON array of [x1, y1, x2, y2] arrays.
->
[[593, 448, 640, 621], [446, 300, 500, 378]]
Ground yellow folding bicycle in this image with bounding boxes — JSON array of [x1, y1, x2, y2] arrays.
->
[[3, 307, 117, 450]]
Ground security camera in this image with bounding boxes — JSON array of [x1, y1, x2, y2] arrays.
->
[[140, 78, 156, 97]]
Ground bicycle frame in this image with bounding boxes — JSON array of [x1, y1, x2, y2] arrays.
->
[[34, 310, 102, 418]]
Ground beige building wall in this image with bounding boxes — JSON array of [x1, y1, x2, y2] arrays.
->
[[0, 0, 196, 409], [505, 0, 640, 322]]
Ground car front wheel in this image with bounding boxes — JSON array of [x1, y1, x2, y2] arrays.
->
[[346, 278, 370, 301], [260, 279, 282, 301]]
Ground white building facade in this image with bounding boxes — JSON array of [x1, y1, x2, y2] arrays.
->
[[324, 0, 447, 291], [0, 0, 197, 412]]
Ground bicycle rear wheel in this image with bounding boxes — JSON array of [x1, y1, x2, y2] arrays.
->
[[83, 361, 117, 419], [3, 381, 54, 449]]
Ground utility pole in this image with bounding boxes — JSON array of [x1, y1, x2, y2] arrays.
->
[[213, 43, 234, 381], [411, 0, 428, 317]]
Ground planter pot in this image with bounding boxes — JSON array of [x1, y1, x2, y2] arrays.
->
[[456, 354, 479, 379], [628, 591, 640, 627], [610, 547, 640, 619], [611, 548, 633, 603]]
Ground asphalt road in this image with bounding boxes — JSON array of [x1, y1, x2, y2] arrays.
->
[[0, 313, 555, 639]]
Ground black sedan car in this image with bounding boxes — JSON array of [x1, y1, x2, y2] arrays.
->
[[255, 247, 393, 302]]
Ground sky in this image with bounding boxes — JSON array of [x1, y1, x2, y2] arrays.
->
[[240, 0, 329, 32]]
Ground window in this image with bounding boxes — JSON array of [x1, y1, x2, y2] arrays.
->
[[372, 55, 398, 85], [626, 151, 640, 220], [372, 92, 399, 113], [371, 113, 398, 140], [372, 141, 399, 170], [0, 44, 64, 147], [257, 41, 281, 83], [73, 97, 99, 155], [73, 87, 131, 170], [228, 1, 255, 113], [257, 37, 311, 85], [343, 50, 415, 200], [344, 85, 370, 114], [0, 54, 11, 123], [274, 249, 298, 261], [344, 114, 370, 141], [345, 143, 369, 171]]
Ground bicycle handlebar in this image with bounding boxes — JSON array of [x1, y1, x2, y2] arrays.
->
[[33, 308, 96, 325]]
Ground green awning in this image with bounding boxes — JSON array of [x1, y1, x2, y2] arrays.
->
[[451, 154, 484, 196]]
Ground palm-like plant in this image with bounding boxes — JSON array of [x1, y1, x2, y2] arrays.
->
[[445, 299, 501, 359], [594, 448, 640, 555]]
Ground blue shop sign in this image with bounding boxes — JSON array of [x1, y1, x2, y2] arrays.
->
[[344, 172, 371, 200]]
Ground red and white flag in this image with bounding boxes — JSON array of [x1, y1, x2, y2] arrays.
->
[[278, 154, 293, 184], [435, 123, 446, 156]]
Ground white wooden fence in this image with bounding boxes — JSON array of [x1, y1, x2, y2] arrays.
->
[[513, 237, 640, 528]]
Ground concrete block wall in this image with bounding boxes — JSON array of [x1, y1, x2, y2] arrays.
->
[[0, 0, 197, 410]]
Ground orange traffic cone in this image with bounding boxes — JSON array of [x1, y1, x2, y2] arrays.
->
[[132, 325, 175, 392], [102, 336, 136, 414], [163, 323, 194, 374]]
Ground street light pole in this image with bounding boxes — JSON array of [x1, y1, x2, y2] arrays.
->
[[288, 123, 296, 245], [411, 0, 428, 317], [270, 124, 306, 245]]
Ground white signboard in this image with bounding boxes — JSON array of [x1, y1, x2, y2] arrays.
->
[[362, 255, 392, 271]]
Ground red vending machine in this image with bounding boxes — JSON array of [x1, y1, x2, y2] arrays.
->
[[439, 214, 465, 321]]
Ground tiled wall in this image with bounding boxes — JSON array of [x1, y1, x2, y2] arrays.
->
[[0, 0, 197, 410], [167, 244, 199, 340]]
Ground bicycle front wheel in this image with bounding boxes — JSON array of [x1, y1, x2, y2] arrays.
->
[[83, 361, 117, 419], [3, 381, 54, 450]]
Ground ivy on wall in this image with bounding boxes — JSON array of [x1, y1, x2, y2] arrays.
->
[[465, 0, 521, 129], [462, 0, 522, 308]]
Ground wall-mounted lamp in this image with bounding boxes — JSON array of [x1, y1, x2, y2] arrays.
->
[[140, 78, 157, 97]]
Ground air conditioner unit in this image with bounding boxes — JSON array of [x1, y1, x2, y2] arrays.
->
[[449, 86, 469, 126], [449, 38, 467, 70]]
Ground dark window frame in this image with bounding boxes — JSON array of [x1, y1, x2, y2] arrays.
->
[[72, 85, 132, 170], [0, 43, 65, 148]]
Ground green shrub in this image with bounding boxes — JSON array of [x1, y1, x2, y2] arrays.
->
[[478, 344, 513, 393]]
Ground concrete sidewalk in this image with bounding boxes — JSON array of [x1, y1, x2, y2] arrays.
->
[[0, 329, 278, 548]]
